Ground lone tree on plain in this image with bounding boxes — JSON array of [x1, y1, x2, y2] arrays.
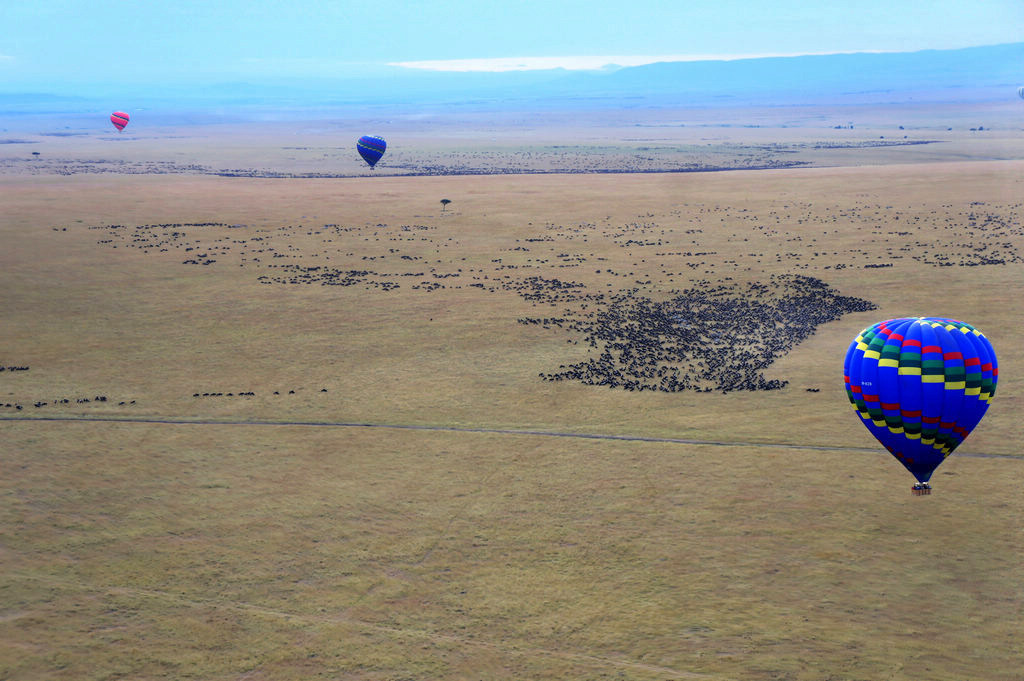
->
[[440, 198, 452, 211]]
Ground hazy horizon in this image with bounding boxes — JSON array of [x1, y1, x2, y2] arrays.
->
[[3, 0, 1023, 92]]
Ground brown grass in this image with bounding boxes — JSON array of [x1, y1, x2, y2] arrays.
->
[[2, 129, 1023, 680]]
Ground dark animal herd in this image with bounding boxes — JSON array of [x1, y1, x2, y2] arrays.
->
[[3, 142, 812, 178], [7, 198, 1017, 411], [1, 393, 136, 412], [520, 274, 875, 392]]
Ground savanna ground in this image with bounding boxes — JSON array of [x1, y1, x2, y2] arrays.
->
[[2, 101, 1024, 680]]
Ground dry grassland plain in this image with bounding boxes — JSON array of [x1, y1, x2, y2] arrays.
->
[[2, 102, 1024, 680]]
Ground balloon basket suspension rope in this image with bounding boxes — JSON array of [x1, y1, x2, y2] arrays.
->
[[911, 483, 932, 496]]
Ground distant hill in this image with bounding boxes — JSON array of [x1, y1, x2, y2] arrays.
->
[[2, 43, 1021, 115], [557, 43, 1024, 105]]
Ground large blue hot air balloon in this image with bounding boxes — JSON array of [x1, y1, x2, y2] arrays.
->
[[844, 317, 997, 494], [357, 135, 386, 168]]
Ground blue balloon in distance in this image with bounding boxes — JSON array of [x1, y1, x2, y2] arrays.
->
[[357, 135, 386, 168], [844, 317, 997, 487]]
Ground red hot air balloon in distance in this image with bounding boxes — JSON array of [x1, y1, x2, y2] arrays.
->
[[110, 111, 130, 132]]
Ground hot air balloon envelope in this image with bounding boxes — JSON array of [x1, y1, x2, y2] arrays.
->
[[357, 135, 386, 168], [844, 317, 997, 489], [110, 111, 130, 132]]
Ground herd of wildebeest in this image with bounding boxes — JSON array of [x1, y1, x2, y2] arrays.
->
[[3, 197, 1020, 412], [2, 138, 945, 178], [521, 274, 875, 392]]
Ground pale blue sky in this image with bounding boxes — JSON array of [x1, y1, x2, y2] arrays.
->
[[2, 0, 1022, 89]]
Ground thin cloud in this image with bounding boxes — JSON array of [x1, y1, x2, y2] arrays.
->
[[389, 51, 868, 72]]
